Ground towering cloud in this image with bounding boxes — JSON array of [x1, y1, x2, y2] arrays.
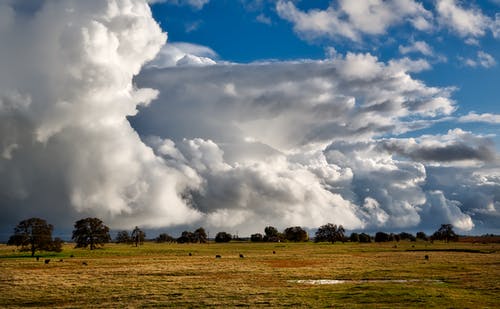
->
[[132, 53, 498, 233], [0, 0, 202, 230]]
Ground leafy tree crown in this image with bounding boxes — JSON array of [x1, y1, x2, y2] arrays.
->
[[72, 217, 111, 250]]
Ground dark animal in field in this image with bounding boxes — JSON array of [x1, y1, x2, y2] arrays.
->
[[425, 255, 429, 260], [273, 251, 276, 254], [36, 256, 40, 261], [59, 259, 63, 262], [239, 254, 244, 258], [44, 259, 50, 264], [189, 252, 192, 256], [215, 255, 221, 258], [70, 254, 74, 258], [82, 261, 88, 266]]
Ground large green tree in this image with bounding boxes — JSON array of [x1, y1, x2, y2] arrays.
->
[[358, 233, 372, 243], [8, 218, 62, 256], [177, 231, 195, 243], [263, 226, 283, 242], [375, 231, 390, 242], [115, 230, 131, 244], [250, 233, 263, 242], [314, 223, 345, 243], [72, 217, 111, 250], [215, 231, 232, 243], [193, 227, 208, 243], [283, 226, 309, 242], [349, 232, 360, 242], [431, 224, 458, 242], [416, 231, 428, 241]]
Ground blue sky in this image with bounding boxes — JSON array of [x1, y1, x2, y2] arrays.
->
[[150, 0, 500, 114]]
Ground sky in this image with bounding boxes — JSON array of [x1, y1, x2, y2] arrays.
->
[[0, 0, 499, 240]]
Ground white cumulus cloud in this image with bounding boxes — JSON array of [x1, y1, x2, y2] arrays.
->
[[436, 0, 492, 38], [130, 51, 499, 233], [146, 42, 217, 68], [458, 112, 500, 124], [276, 0, 432, 42], [399, 40, 434, 56], [0, 0, 203, 230]]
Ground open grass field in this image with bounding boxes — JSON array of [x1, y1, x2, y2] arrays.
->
[[1, 241, 499, 308]]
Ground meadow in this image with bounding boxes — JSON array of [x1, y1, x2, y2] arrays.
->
[[0, 240, 499, 308]]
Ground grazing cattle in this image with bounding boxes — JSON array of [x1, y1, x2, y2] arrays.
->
[[70, 254, 74, 258], [215, 255, 221, 258], [273, 251, 276, 254], [239, 254, 244, 258], [188, 252, 192, 256], [425, 255, 429, 261], [44, 259, 50, 264], [36, 256, 40, 261], [82, 261, 88, 266], [59, 259, 63, 262]]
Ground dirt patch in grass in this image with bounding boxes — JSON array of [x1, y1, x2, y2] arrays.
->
[[459, 236, 500, 243], [406, 248, 496, 254], [265, 259, 320, 268]]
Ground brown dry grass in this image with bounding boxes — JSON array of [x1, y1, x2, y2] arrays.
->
[[1, 241, 499, 308], [458, 235, 500, 243]]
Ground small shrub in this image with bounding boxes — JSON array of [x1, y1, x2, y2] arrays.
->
[[375, 232, 390, 242], [250, 233, 263, 242], [349, 233, 360, 242], [156, 233, 175, 243], [358, 233, 371, 243]]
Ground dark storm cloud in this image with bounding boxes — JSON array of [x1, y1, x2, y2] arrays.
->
[[380, 140, 496, 162]]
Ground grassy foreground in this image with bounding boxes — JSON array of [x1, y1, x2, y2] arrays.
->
[[0, 241, 499, 308]]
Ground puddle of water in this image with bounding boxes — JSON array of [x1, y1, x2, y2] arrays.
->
[[292, 279, 443, 285]]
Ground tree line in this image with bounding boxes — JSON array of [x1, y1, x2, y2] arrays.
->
[[7, 217, 112, 256], [6, 216, 460, 256]]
